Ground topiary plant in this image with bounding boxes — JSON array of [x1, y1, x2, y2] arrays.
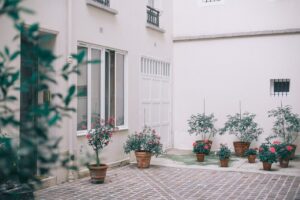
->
[[188, 113, 217, 141]]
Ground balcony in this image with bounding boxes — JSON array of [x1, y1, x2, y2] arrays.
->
[[93, 0, 110, 7], [86, 0, 118, 15], [147, 6, 160, 27]]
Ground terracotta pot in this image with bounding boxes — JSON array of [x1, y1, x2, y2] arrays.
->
[[196, 153, 205, 162], [233, 141, 250, 157], [220, 159, 229, 167], [290, 144, 297, 160], [88, 164, 108, 184], [262, 162, 272, 171], [279, 158, 290, 168], [248, 155, 256, 163], [196, 140, 213, 153], [135, 151, 152, 168]]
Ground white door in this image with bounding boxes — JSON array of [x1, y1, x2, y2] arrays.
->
[[139, 57, 172, 149]]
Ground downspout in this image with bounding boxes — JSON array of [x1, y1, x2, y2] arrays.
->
[[67, 0, 75, 182]]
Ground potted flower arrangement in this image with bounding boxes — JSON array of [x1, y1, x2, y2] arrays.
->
[[273, 142, 294, 168], [192, 141, 210, 162], [86, 117, 115, 184], [188, 113, 217, 153], [258, 144, 277, 171], [217, 144, 231, 167], [268, 105, 300, 159], [244, 148, 258, 163], [219, 112, 263, 157], [124, 126, 163, 168]]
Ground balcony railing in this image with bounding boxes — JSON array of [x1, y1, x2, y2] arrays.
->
[[147, 6, 160, 27], [93, 0, 110, 7]]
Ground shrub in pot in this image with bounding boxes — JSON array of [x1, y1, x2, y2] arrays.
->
[[219, 112, 263, 157], [86, 117, 115, 184], [273, 142, 294, 168], [193, 141, 210, 162], [244, 148, 258, 163], [258, 144, 277, 171], [124, 126, 163, 168], [268, 105, 300, 159], [217, 144, 231, 167], [188, 113, 217, 153]]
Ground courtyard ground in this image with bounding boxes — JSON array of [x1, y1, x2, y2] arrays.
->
[[36, 150, 300, 200]]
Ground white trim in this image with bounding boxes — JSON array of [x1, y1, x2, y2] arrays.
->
[[86, 0, 118, 15], [146, 23, 165, 33]]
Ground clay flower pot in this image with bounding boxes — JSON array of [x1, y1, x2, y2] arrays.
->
[[135, 151, 152, 168], [220, 159, 229, 167], [233, 141, 250, 157], [262, 162, 272, 171], [196, 153, 205, 162], [248, 155, 256, 163], [279, 158, 290, 168], [196, 140, 213, 153], [88, 164, 108, 184]]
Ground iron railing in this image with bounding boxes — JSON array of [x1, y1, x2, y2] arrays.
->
[[147, 6, 160, 27], [93, 0, 110, 7]]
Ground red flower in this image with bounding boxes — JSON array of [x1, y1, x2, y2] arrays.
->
[[273, 141, 281, 145], [254, 147, 258, 150], [259, 147, 263, 152], [204, 145, 209, 150], [204, 139, 209, 143], [86, 134, 91, 139], [269, 147, 276, 153], [286, 146, 293, 151], [193, 142, 196, 147]]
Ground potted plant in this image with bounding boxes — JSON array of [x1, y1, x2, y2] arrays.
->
[[124, 126, 163, 168], [268, 105, 300, 159], [86, 117, 115, 184], [244, 148, 258, 163], [188, 113, 217, 152], [193, 141, 210, 162], [219, 112, 263, 157], [217, 144, 231, 167], [258, 144, 277, 171], [273, 142, 294, 168]]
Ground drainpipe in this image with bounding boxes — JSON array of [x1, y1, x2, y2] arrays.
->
[[67, 0, 75, 182]]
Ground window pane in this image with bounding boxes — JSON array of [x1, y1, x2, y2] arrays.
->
[[116, 54, 125, 126], [77, 47, 88, 131], [91, 49, 101, 128], [105, 51, 115, 121]]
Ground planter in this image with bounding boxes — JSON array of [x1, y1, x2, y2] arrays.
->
[[290, 144, 297, 160], [220, 159, 229, 167], [248, 155, 256, 163], [196, 140, 213, 153], [279, 158, 290, 168], [1, 186, 34, 200], [233, 141, 250, 157], [262, 162, 272, 171], [135, 151, 152, 168], [88, 164, 108, 184], [196, 153, 205, 162]]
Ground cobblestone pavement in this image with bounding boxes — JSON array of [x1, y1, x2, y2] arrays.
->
[[36, 165, 300, 200]]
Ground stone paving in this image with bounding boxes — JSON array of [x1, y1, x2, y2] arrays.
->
[[36, 165, 300, 200]]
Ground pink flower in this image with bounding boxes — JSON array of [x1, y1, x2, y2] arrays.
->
[[273, 141, 281, 145], [259, 147, 263, 152], [204, 139, 209, 143], [269, 147, 276, 153], [204, 145, 209, 150], [152, 129, 156, 134], [193, 142, 196, 147], [286, 146, 293, 151], [86, 134, 91, 139]]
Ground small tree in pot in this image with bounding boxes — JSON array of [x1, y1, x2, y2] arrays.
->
[[124, 126, 163, 168], [86, 117, 115, 184], [217, 144, 231, 167], [193, 141, 210, 162], [268, 105, 300, 159], [219, 112, 263, 157], [188, 113, 217, 152]]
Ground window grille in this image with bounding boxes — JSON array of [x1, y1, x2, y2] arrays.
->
[[141, 57, 170, 78], [93, 0, 110, 7], [270, 79, 290, 96]]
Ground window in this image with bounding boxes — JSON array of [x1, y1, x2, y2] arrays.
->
[[270, 79, 290, 96], [77, 45, 126, 134], [93, 0, 110, 7], [197, 0, 224, 6]]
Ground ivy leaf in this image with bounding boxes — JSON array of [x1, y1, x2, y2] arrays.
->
[[10, 51, 20, 61], [64, 85, 76, 106]]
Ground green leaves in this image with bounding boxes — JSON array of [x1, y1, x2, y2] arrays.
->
[[188, 113, 217, 140], [64, 85, 76, 106]]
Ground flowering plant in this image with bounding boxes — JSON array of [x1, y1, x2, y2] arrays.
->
[[188, 113, 217, 140], [258, 144, 277, 164], [86, 117, 116, 166], [244, 148, 258, 156], [219, 112, 263, 143], [123, 126, 163, 156], [193, 141, 210, 155], [217, 144, 231, 160], [273, 142, 294, 160]]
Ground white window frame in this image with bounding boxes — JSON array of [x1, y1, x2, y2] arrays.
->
[[76, 42, 128, 136]]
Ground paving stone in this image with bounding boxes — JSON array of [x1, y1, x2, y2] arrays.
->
[[35, 165, 300, 200]]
